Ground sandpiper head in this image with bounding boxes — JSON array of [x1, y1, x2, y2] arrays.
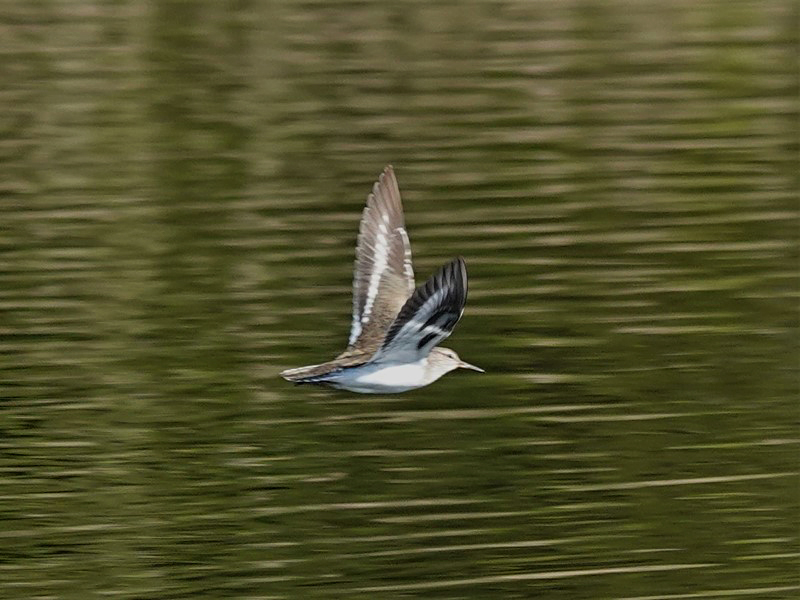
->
[[430, 347, 484, 376]]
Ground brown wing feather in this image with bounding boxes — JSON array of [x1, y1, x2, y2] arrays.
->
[[348, 166, 415, 351]]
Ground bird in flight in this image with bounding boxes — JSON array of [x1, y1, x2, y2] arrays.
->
[[280, 166, 482, 393]]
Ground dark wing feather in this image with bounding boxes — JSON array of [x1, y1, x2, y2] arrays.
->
[[373, 257, 468, 362]]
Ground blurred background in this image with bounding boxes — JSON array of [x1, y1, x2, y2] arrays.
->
[[1, 0, 797, 598]]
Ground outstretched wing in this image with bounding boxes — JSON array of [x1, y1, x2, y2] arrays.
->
[[372, 257, 468, 362], [348, 165, 415, 350]]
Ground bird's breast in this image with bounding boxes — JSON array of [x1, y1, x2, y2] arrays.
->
[[331, 359, 432, 393]]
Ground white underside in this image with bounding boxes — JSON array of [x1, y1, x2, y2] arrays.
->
[[327, 358, 438, 394]]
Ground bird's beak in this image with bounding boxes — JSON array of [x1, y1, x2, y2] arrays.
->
[[459, 360, 484, 372]]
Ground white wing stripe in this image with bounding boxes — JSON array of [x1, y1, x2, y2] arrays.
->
[[349, 316, 361, 345], [360, 219, 390, 326], [398, 228, 415, 296]]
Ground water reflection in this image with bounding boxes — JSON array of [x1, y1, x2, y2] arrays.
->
[[1, 0, 797, 598]]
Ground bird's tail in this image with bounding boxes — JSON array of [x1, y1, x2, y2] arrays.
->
[[280, 362, 339, 385]]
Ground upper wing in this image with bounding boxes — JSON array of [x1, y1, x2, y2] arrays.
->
[[348, 166, 415, 350], [372, 257, 468, 362]]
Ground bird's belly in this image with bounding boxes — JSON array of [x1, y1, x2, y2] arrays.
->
[[331, 361, 428, 394]]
